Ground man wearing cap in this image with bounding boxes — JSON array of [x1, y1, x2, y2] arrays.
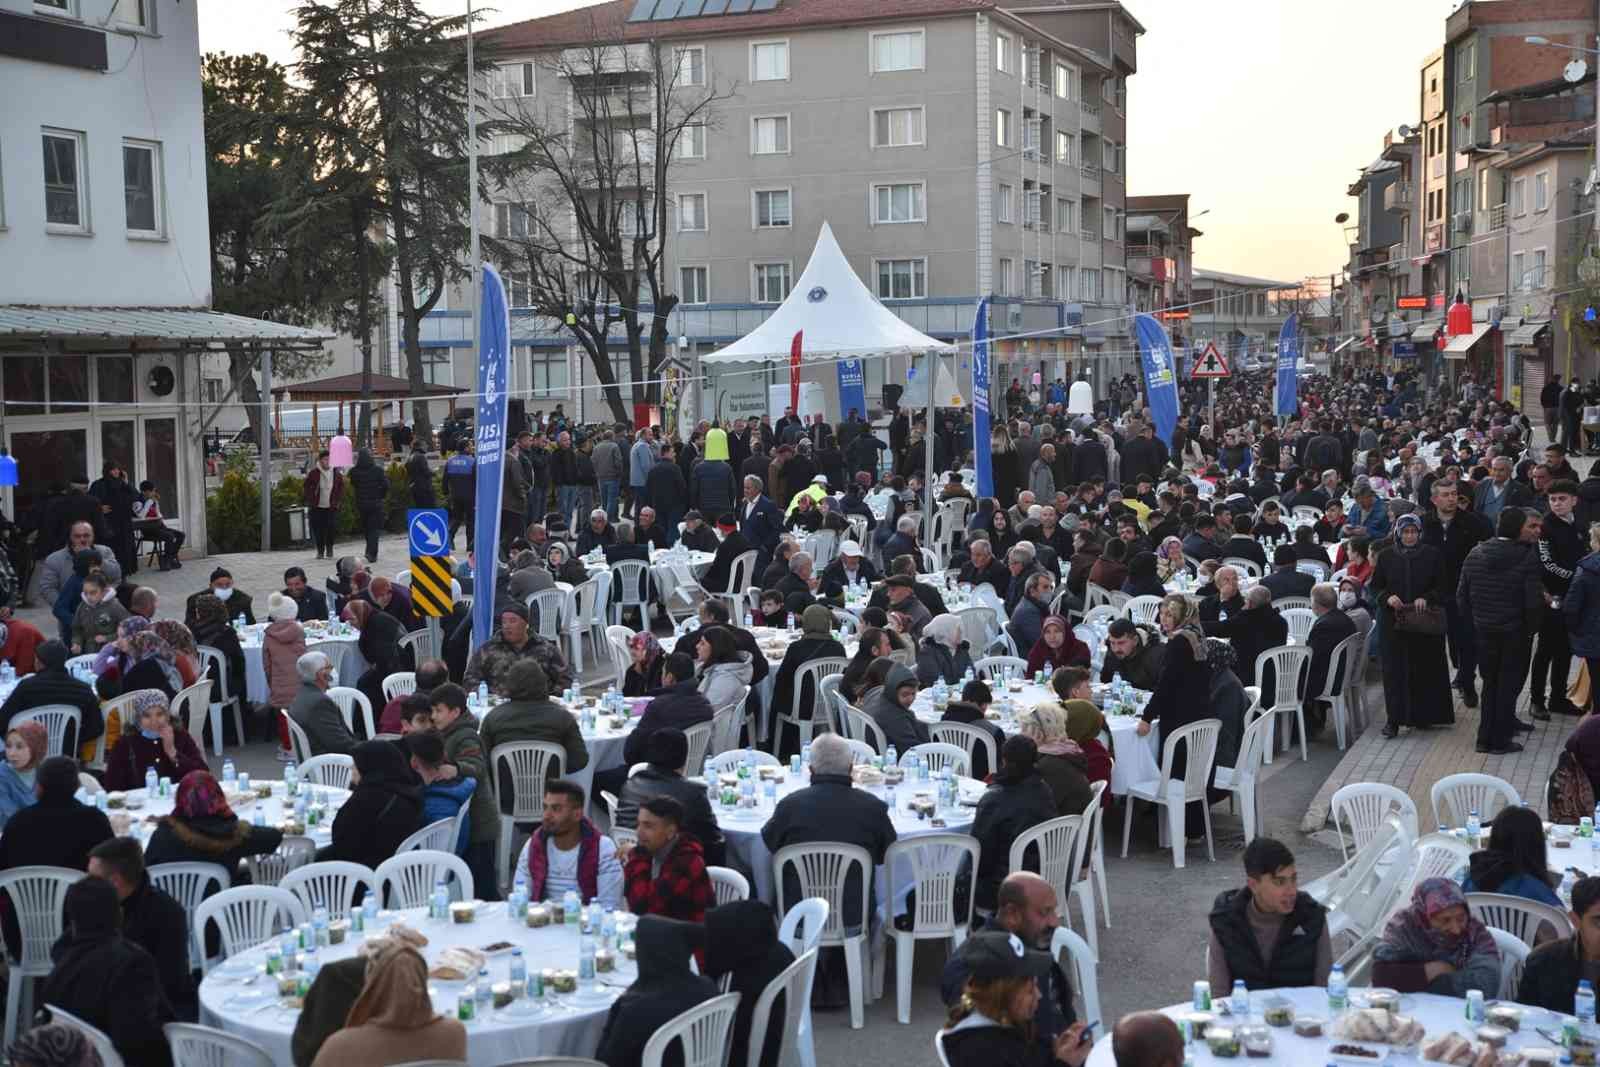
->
[[700, 514, 754, 600], [881, 574, 932, 637], [463, 602, 573, 695], [784, 473, 829, 517], [677, 511, 719, 554], [820, 539, 878, 596], [939, 874, 1087, 1066], [184, 568, 254, 629]]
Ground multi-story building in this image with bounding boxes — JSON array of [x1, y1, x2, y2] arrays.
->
[[1342, 148, 1404, 369], [1188, 269, 1301, 369], [420, 0, 1144, 423], [0, 0, 324, 557], [1125, 192, 1198, 352]]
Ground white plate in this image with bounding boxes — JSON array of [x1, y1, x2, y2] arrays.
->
[[221, 990, 275, 1010], [498, 997, 549, 1018]]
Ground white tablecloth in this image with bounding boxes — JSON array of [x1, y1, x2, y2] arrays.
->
[[200, 904, 632, 1066], [1083, 986, 1572, 1065], [578, 548, 716, 608], [238, 623, 365, 705], [110, 779, 346, 850]]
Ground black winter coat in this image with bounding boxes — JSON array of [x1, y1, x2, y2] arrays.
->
[[616, 766, 726, 867], [1422, 510, 1492, 602], [347, 455, 388, 508], [623, 681, 714, 766], [1204, 605, 1286, 688], [0, 668, 102, 742], [972, 774, 1058, 909], [319, 778, 423, 872], [143, 815, 284, 885], [43, 932, 174, 1066], [1517, 935, 1589, 1015], [703, 902, 795, 1067], [119, 875, 197, 1021], [770, 635, 847, 723], [761, 773, 896, 928]]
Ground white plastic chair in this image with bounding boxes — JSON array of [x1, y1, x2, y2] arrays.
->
[[0, 867, 84, 1048], [954, 606, 1000, 655], [398, 627, 438, 664], [930, 722, 998, 779], [841, 738, 878, 766], [1281, 607, 1316, 644], [605, 623, 634, 691], [709, 749, 781, 775], [279, 860, 377, 920], [773, 842, 874, 1029], [192, 886, 306, 973], [244, 835, 316, 887], [375, 850, 475, 910], [326, 686, 376, 740], [1221, 556, 1263, 579], [45, 1005, 124, 1067], [1253, 645, 1312, 761], [710, 550, 759, 620], [779, 658, 849, 752], [280, 710, 313, 765], [973, 655, 1027, 681], [1011, 815, 1084, 917], [601, 791, 639, 853], [710, 695, 745, 756], [609, 559, 653, 626], [680, 718, 716, 775], [1467, 892, 1574, 950], [1213, 712, 1274, 844], [490, 741, 565, 887], [1488, 928, 1531, 1000], [1050, 926, 1102, 1030], [64, 653, 98, 676], [744, 949, 818, 1067], [564, 577, 606, 674], [1275, 596, 1313, 613], [899, 742, 970, 779], [884, 834, 980, 1024], [196, 645, 245, 756], [1330, 782, 1419, 862], [9, 704, 80, 759], [527, 587, 565, 642], [843, 706, 887, 753], [1318, 633, 1361, 750], [1082, 604, 1120, 629], [1291, 505, 1323, 522], [1382, 833, 1477, 928], [169, 680, 214, 753], [708, 865, 750, 906], [381, 671, 417, 702], [165, 1021, 275, 1067], [1124, 595, 1163, 626], [817, 675, 846, 737], [1076, 780, 1111, 932], [149, 861, 230, 971], [396, 817, 457, 855], [1120, 718, 1222, 869], [1296, 560, 1331, 581], [298, 753, 355, 790], [1430, 773, 1521, 829], [640, 992, 741, 1067]]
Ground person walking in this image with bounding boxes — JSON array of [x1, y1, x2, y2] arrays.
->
[[1458, 508, 1546, 754], [405, 444, 435, 509], [347, 449, 389, 564], [592, 429, 624, 522], [1370, 514, 1453, 737], [443, 441, 475, 551], [1422, 479, 1492, 708]]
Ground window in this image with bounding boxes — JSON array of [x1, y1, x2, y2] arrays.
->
[[996, 183, 1014, 224], [676, 123, 706, 160], [1511, 251, 1526, 290], [1102, 140, 1119, 174], [1055, 130, 1072, 164], [1024, 259, 1040, 297], [1511, 176, 1527, 216], [34, 0, 74, 17], [121, 139, 161, 236], [522, 347, 569, 398], [1055, 197, 1073, 232], [751, 115, 790, 154], [876, 258, 926, 299], [680, 265, 708, 305], [673, 46, 704, 88], [42, 128, 87, 231], [505, 270, 532, 308], [488, 62, 534, 99], [1081, 269, 1099, 301], [1456, 40, 1474, 81], [495, 201, 530, 239], [1532, 248, 1548, 288], [677, 192, 706, 232], [617, 198, 653, 238], [871, 29, 924, 72], [995, 31, 1012, 74], [201, 378, 223, 405], [872, 182, 925, 224], [751, 40, 789, 82], [1056, 265, 1075, 301], [1104, 206, 1116, 240], [998, 258, 1014, 296], [995, 108, 1012, 148], [872, 107, 924, 147], [1023, 189, 1041, 227], [1534, 170, 1550, 212], [1022, 117, 1040, 158], [754, 188, 791, 227], [753, 262, 792, 303], [115, 0, 148, 29], [1054, 62, 1072, 100]]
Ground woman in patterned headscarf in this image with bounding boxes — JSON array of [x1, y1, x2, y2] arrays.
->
[[151, 619, 200, 687], [7, 1023, 103, 1067], [188, 591, 247, 718], [102, 689, 208, 792], [143, 769, 282, 884], [92, 615, 149, 681], [1372, 878, 1500, 996], [113, 631, 181, 701], [623, 630, 664, 696]]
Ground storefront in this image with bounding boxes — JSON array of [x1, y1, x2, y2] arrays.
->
[[1506, 319, 1552, 420], [1442, 320, 1495, 394]]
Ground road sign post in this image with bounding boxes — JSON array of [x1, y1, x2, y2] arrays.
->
[[1189, 342, 1230, 431], [407, 508, 455, 627]]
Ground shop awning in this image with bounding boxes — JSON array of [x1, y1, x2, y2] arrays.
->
[[1507, 319, 1550, 346], [1411, 322, 1439, 342], [0, 306, 332, 347], [1443, 321, 1494, 356]]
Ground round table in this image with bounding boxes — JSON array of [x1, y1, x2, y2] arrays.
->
[[1083, 986, 1573, 1065], [237, 623, 365, 705], [577, 548, 716, 609], [468, 697, 639, 816], [199, 904, 635, 1065], [107, 779, 347, 850]]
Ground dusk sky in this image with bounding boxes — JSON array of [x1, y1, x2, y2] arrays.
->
[[198, 0, 1454, 288]]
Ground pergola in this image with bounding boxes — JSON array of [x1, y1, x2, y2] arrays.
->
[[269, 372, 466, 452]]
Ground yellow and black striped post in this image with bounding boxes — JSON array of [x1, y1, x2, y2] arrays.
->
[[409, 555, 455, 618]]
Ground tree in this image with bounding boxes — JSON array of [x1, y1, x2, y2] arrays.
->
[[481, 21, 732, 424], [292, 0, 476, 448], [204, 53, 377, 443]]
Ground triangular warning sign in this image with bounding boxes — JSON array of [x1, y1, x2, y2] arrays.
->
[[1191, 342, 1231, 379]]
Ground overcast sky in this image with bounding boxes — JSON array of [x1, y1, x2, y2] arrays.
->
[[198, 0, 1453, 286]]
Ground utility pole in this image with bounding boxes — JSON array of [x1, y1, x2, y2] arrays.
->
[[466, 0, 480, 411], [259, 347, 273, 553]]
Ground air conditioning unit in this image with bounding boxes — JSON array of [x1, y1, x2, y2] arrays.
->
[[1007, 305, 1024, 330], [1452, 212, 1473, 234], [141, 353, 180, 403]]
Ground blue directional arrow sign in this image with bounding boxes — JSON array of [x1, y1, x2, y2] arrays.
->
[[407, 508, 450, 558]]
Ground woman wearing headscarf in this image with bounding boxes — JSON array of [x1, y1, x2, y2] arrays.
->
[[917, 613, 976, 687], [110, 631, 181, 703], [1200, 636, 1251, 781], [342, 599, 410, 719], [262, 591, 308, 711], [771, 606, 847, 754], [7, 1024, 103, 1067], [1051, 667, 1112, 804], [595, 916, 718, 1067], [309, 944, 466, 1067], [319, 741, 423, 871], [1371, 878, 1500, 996], [1137, 595, 1215, 839], [1122, 550, 1167, 598], [151, 619, 200, 688], [0, 722, 46, 830], [102, 690, 208, 793], [1015, 701, 1092, 816], [623, 631, 665, 696], [1023, 615, 1089, 678], [1155, 535, 1188, 582], [703, 901, 795, 1067], [1370, 512, 1452, 737], [90, 615, 149, 693], [189, 592, 247, 733], [143, 770, 283, 881], [1337, 574, 1375, 644], [40, 877, 174, 1067]]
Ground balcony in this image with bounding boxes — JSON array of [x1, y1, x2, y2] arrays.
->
[[1128, 255, 1171, 282], [1384, 181, 1414, 214], [1489, 202, 1506, 230], [1079, 162, 1101, 197], [1079, 101, 1100, 134]]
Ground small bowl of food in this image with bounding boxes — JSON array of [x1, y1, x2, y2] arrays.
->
[[449, 901, 477, 924], [526, 904, 551, 928], [1204, 1026, 1240, 1058], [595, 949, 616, 973]]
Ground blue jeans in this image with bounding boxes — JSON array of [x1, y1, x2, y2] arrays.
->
[[557, 486, 580, 530], [600, 479, 621, 521]]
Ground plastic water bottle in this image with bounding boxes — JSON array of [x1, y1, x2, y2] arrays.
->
[[477, 682, 489, 707], [563, 890, 580, 924], [362, 895, 378, 932], [144, 766, 158, 799], [509, 948, 527, 995], [885, 781, 897, 813], [1230, 979, 1248, 1017], [1579, 979, 1596, 1030], [886, 743, 898, 767], [1466, 988, 1486, 1024], [787, 612, 796, 633], [431, 879, 449, 921], [1466, 808, 1481, 845], [1563, 870, 1578, 909], [475, 966, 492, 1013], [284, 762, 299, 796], [313, 905, 329, 947], [578, 931, 597, 989], [222, 759, 236, 786], [1327, 963, 1348, 1016]]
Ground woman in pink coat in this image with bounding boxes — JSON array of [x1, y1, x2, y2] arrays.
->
[[261, 592, 307, 710]]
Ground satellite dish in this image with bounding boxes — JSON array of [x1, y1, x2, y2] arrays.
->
[[1334, 212, 1350, 224], [1398, 124, 1415, 139], [1567, 58, 1587, 83]]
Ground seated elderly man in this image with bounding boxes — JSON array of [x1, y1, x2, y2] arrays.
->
[[634, 506, 670, 550], [1305, 582, 1357, 738], [958, 537, 1010, 598], [820, 539, 878, 596], [882, 575, 932, 638], [463, 602, 573, 695], [287, 650, 356, 756], [776, 550, 818, 605], [880, 514, 923, 571], [184, 567, 254, 627], [575, 509, 616, 556], [1010, 571, 1056, 651], [868, 553, 948, 618], [1005, 542, 1046, 615], [1007, 490, 1036, 531], [1199, 565, 1245, 623], [678, 511, 719, 553], [1205, 585, 1287, 688]]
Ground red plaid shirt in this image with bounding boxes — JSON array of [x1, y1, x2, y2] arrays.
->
[[623, 834, 712, 924]]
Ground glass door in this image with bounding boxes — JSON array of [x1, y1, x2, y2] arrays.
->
[[9, 426, 89, 528]]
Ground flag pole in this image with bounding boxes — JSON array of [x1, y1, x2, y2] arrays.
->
[[466, 0, 480, 417]]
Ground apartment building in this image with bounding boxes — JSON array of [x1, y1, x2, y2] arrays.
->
[[418, 0, 1144, 423], [1341, 143, 1407, 368], [1188, 269, 1301, 369], [0, 0, 324, 555], [1125, 192, 1199, 352]]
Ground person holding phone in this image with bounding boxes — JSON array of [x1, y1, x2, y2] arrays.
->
[[939, 929, 1090, 1067]]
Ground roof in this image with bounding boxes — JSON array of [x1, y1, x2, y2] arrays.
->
[[700, 221, 954, 365], [1443, 320, 1493, 355], [1126, 193, 1190, 214], [270, 373, 466, 399], [1507, 319, 1550, 346], [0, 307, 332, 347], [1193, 268, 1300, 291], [1499, 138, 1592, 169], [1482, 69, 1596, 104]]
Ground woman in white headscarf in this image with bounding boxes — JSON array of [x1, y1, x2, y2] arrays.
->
[[916, 613, 974, 687]]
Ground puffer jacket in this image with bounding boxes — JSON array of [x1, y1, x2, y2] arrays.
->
[[1457, 537, 1545, 635], [1566, 552, 1600, 658], [697, 652, 754, 713], [261, 619, 307, 709]]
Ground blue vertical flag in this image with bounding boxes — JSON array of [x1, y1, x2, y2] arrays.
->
[[971, 298, 994, 499], [1133, 313, 1180, 447], [835, 359, 867, 422], [1275, 312, 1300, 418], [472, 264, 511, 653]]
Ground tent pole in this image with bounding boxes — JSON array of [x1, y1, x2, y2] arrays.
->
[[924, 349, 936, 563]]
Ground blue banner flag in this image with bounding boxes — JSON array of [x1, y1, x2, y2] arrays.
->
[[1133, 313, 1180, 447], [835, 358, 867, 422], [971, 298, 993, 499], [1276, 313, 1300, 418], [472, 264, 511, 653]]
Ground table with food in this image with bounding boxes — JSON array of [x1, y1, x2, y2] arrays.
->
[[466, 687, 640, 811], [92, 773, 347, 850]]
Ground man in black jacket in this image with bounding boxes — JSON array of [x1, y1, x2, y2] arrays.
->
[[1204, 586, 1287, 688], [957, 537, 1010, 599], [346, 449, 389, 564], [0, 639, 102, 745], [1518, 873, 1600, 1015], [1303, 419, 1345, 476], [1533, 480, 1586, 718], [1458, 508, 1546, 754], [1304, 584, 1357, 737], [89, 836, 195, 1020], [616, 727, 725, 866], [820, 540, 879, 597], [1259, 546, 1315, 602], [1422, 480, 1492, 707], [1207, 837, 1330, 992], [699, 515, 754, 600], [282, 566, 331, 623]]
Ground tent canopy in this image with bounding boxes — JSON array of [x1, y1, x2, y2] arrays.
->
[[699, 221, 955, 365]]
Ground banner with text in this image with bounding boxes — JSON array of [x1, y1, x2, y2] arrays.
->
[[472, 264, 511, 653], [1133, 313, 1181, 447], [836, 358, 867, 421], [972, 298, 994, 498], [1275, 312, 1300, 418]]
